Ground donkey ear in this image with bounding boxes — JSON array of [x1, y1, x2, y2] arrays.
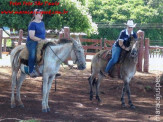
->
[[76, 35, 82, 45], [70, 37, 78, 45]]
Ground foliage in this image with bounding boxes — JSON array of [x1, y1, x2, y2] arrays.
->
[[0, 0, 162, 43], [0, 0, 97, 35], [87, 0, 163, 42], [4, 39, 12, 47]]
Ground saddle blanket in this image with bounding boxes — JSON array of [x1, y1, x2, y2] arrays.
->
[[19, 41, 56, 66]]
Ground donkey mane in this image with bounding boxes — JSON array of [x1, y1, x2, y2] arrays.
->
[[57, 38, 72, 44]]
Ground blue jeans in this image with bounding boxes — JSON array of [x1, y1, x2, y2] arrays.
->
[[26, 40, 38, 73], [105, 44, 122, 73]]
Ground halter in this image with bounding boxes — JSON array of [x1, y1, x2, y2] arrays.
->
[[48, 43, 81, 70], [72, 44, 83, 64]]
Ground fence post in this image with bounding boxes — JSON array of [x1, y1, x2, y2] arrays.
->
[[18, 29, 23, 45], [3, 38, 6, 52], [103, 38, 106, 50], [144, 38, 149, 72], [64, 27, 70, 39], [137, 30, 144, 72], [64, 27, 70, 64], [0, 29, 3, 58], [100, 38, 103, 50]]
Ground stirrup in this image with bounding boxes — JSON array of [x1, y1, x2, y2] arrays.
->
[[29, 70, 39, 78], [100, 70, 109, 77]]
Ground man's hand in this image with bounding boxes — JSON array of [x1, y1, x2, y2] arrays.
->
[[39, 39, 47, 43], [125, 46, 131, 51]]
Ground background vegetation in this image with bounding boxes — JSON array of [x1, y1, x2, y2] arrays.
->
[[87, 0, 163, 42], [0, 0, 162, 45]]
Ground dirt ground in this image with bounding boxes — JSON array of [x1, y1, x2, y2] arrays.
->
[[0, 66, 162, 122]]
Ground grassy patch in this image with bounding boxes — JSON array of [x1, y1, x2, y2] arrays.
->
[[6, 39, 12, 47], [2, 39, 12, 47], [19, 120, 41, 122]]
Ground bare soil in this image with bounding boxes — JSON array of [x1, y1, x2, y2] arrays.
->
[[0, 66, 162, 122]]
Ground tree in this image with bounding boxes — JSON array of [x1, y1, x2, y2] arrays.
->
[[87, 0, 163, 41], [0, 0, 97, 35]]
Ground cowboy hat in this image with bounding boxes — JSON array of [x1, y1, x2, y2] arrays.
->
[[124, 20, 136, 27]]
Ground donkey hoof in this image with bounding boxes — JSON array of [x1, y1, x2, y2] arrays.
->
[[130, 104, 136, 109], [96, 96, 101, 103], [98, 99, 101, 103], [18, 104, 24, 108], [42, 109, 47, 113], [11, 104, 16, 108], [47, 108, 50, 112], [90, 97, 93, 101], [121, 103, 126, 108], [90, 95, 93, 101]]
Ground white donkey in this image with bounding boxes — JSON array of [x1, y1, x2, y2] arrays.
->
[[10, 37, 86, 112]]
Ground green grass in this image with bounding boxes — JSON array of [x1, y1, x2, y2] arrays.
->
[[2, 39, 12, 47], [19, 120, 41, 122]]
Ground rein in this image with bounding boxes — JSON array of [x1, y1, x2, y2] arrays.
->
[[48, 45, 77, 70]]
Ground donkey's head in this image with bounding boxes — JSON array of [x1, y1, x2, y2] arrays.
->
[[129, 36, 140, 58], [70, 37, 86, 70]]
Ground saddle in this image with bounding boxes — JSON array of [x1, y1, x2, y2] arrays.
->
[[98, 49, 128, 78], [99, 49, 128, 64], [19, 41, 56, 66]]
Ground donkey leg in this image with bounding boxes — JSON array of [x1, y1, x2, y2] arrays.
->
[[121, 82, 127, 108], [88, 75, 95, 101], [45, 75, 55, 112], [16, 72, 26, 108], [126, 82, 135, 109], [42, 74, 49, 112], [95, 74, 103, 102], [11, 70, 18, 108]]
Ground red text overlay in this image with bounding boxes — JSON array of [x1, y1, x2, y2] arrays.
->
[[9, 1, 60, 6], [1, 10, 68, 15]]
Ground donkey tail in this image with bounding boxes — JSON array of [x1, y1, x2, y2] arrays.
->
[[10, 45, 25, 71]]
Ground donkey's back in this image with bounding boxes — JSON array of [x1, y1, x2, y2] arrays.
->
[[91, 50, 108, 73], [91, 49, 122, 78], [10, 45, 25, 71]]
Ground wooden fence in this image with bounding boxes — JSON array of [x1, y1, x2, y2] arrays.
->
[[149, 46, 163, 58], [0, 27, 162, 73]]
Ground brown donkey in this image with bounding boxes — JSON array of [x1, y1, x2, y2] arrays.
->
[[88, 37, 140, 109]]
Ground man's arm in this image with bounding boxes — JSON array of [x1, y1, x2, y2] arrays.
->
[[119, 39, 130, 51]]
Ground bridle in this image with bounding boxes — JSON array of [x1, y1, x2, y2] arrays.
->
[[129, 41, 139, 63], [72, 44, 83, 64], [48, 43, 81, 70]]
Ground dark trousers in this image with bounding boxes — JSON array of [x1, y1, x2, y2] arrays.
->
[[26, 40, 38, 73]]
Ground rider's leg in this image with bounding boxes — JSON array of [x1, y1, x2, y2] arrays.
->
[[105, 44, 122, 73], [26, 40, 38, 73]]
